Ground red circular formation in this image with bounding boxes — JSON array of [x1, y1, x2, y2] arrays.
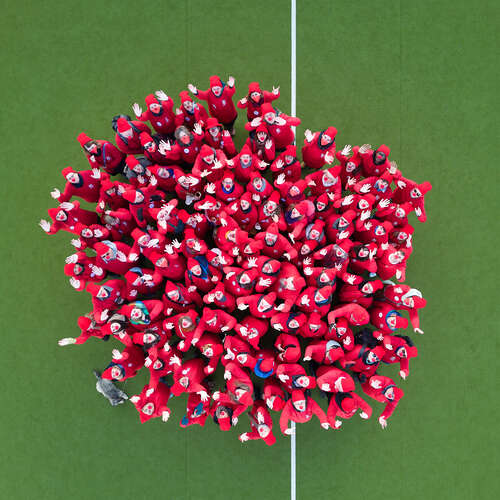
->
[[41, 77, 431, 445]]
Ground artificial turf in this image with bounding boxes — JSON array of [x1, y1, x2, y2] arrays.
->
[[1, 0, 498, 499]]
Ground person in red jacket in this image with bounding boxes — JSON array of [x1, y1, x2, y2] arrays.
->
[[369, 301, 409, 335], [226, 144, 266, 182], [94, 240, 134, 275], [392, 177, 433, 223], [114, 117, 150, 155], [305, 164, 342, 198], [165, 309, 200, 351], [77, 132, 125, 175], [130, 382, 172, 423], [245, 124, 275, 162], [359, 143, 393, 177], [338, 274, 383, 308], [301, 126, 337, 169], [203, 117, 237, 157], [246, 103, 300, 150], [195, 332, 224, 375], [132, 92, 176, 137], [144, 342, 181, 389], [139, 132, 169, 165], [203, 282, 236, 311], [51, 167, 108, 204], [296, 285, 333, 315], [326, 391, 372, 429], [188, 75, 237, 134], [236, 291, 277, 319], [205, 170, 243, 205], [64, 251, 106, 291], [163, 281, 202, 313], [339, 342, 386, 380], [86, 280, 126, 323], [102, 344, 144, 382], [121, 176, 162, 228], [39, 200, 99, 235], [378, 333, 418, 379], [270, 145, 301, 181], [180, 392, 211, 428], [335, 144, 362, 188], [174, 90, 208, 130], [216, 362, 254, 421], [226, 192, 259, 231], [171, 358, 209, 400], [256, 223, 297, 260], [304, 339, 344, 365], [349, 242, 378, 275], [361, 375, 404, 428], [276, 363, 316, 391], [118, 299, 164, 329], [237, 81, 280, 120], [239, 400, 277, 446], [160, 123, 204, 166], [58, 313, 106, 346], [380, 283, 427, 333], [375, 244, 411, 281], [280, 390, 329, 434], [275, 333, 301, 363], [262, 378, 286, 412], [235, 316, 268, 350]]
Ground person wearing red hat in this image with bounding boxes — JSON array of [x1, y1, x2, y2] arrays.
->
[[298, 313, 328, 339], [39, 200, 99, 235], [328, 302, 370, 329], [239, 400, 277, 446], [271, 311, 306, 334], [392, 176, 433, 223], [324, 317, 354, 351], [164, 309, 200, 351], [378, 333, 418, 379], [338, 274, 383, 308], [304, 339, 344, 365], [369, 301, 410, 336], [127, 227, 165, 262], [274, 175, 308, 205], [275, 333, 301, 363], [194, 332, 224, 375], [236, 291, 277, 319], [246, 172, 274, 206], [335, 144, 363, 188], [301, 126, 337, 169], [284, 199, 316, 241], [222, 336, 256, 371], [203, 282, 236, 311], [225, 192, 258, 231], [114, 117, 150, 155], [246, 103, 300, 150], [302, 257, 337, 288], [63, 251, 106, 291], [171, 358, 209, 401], [69, 223, 110, 251], [375, 199, 414, 229], [238, 81, 280, 121], [334, 192, 377, 220], [221, 265, 258, 297], [280, 390, 329, 435], [188, 75, 237, 134], [226, 144, 266, 182], [138, 132, 168, 165], [271, 262, 305, 312], [316, 366, 355, 394], [117, 300, 164, 331], [354, 169, 398, 203], [244, 255, 281, 290], [234, 316, 268, 350], [77, 132, 125, 175], [209, 399, 238, 431], [87, 279, 127, 324], [380, 284, 426, 333], [256, 191, 286, 232], [121, 175, 162, 228], [326, 390, 372, 429], [361, 374, 404, 429], [325, 209, 357, 243], [203, 117, 237, 158], [143, 342, 182, 390], [204, 170, 243, 205], [348, 241, 378, 275], [185, 256, 219, 294], [305, 164, 342, 197], [162, 281, 202, 314], [57, 313, 106, 346], [174, 90, 208, 130], [313, 193, 337, 221], [354, 217, 393, 248], [375, 243, 411, 281], [245, 123, 275, 162], [159, 123, 205, 166], [102, 344, 144, 382], [339, 342, 386, 380], [193, 307, 236, 339], [276, 363, 316, 392], [133, 92, 176, 137], [255, 223, 297, 261], [91, 240, 132, 276], [180, 392, 210, 428], [270, 145, 301, 182], [262, 379, 286, 412], [296, 284, 333, 315], [130, 382, 172, 424], [50, 166, 109, 204], [359, 143, 393, 178]]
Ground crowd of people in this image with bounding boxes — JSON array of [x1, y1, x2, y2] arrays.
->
[[40, 75, 431, 445]]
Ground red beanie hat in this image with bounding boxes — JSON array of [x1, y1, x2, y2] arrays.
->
[[284, 145, 297, 156], [292, 389, 306, 404], [242, 238, 263, 255], [61, 166, 74, 178], [338, 239, 354, 253], [267, 190, 280, 205], [261, 103, 275, 116], [377, 144, 391, 157], [164, 280, 179, 295], [140, 132, 153, 146], [77, 315, 93, 331], [259, 350, 275, 373], [145, 94, 159, 107], [266, 223, 279, 235], [393, 314, 409, 329], [316, 193, 330, 206], [324, 126, 338, 139], [179, 91, 192, 104], [209, 75, 222, 88], [255, 124, 268, 135], [200, 144, 214, 159], [85, 282, 102, 296], [122, 187, 141, 203], [248, 82, 261, 93], [125, 155, 140, 168], [117, 117, 131, 133], [77, 133, 92, 147], [217, 411, 232, 431], [306, 312, 322, 329], [206, 117, 221, 129], [239, 144, 252, 156], [340, 394, 356, 413]]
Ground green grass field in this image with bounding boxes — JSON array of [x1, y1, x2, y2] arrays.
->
[[1, 1, 498, 499]]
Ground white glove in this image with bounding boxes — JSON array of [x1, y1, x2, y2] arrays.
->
[[50, 188, 61, 200], [379, 416, 388, 429], [65, 254, 78, 264], [58, 337, 76, 346], [162, 410, 170, 422]]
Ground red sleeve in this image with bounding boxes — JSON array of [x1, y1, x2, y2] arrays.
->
[[308, 399, 328, 425], [353, 393, 372, 418], [195, 89, 210, 100]]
